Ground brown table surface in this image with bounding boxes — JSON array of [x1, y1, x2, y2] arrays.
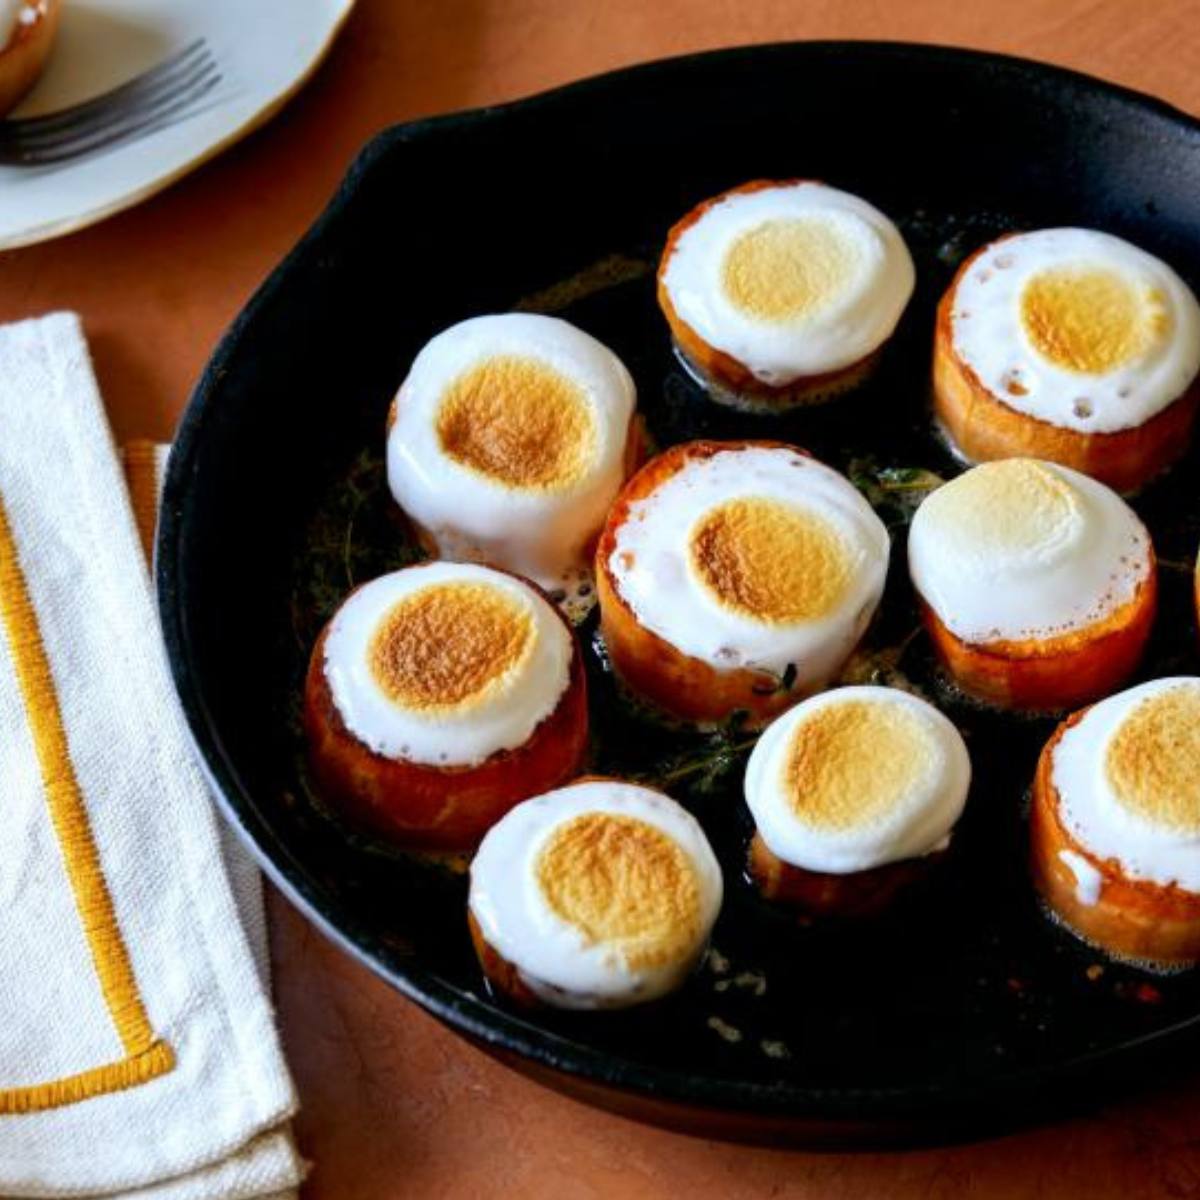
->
[[6, 1, 1200, 1194]]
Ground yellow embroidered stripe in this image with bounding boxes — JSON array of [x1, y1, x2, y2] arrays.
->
[[0, 1043, 174, 1116], [0, 494, 174, 1113]]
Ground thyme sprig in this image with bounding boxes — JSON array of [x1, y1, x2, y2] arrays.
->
[[849, 459, 945, 527], [640, 710, 759, 794]]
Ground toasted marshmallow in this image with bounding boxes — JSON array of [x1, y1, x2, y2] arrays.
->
[[322, 561, 572, 768], [607, 445, 888, 681], [661, 182, 914, 385], [469, 780, 723, 1008], [1052, 678, 1200, 893], [908, 458, 1152, 645], [949, 229, 1200, 433], [744, 687, 970, 874], [387, 313, 636, 593], [0, 1, 37, 47]]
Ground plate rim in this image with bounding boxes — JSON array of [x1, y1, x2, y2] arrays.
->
[[157, 38, 1200, 1136], [0, 0, 358, 252]]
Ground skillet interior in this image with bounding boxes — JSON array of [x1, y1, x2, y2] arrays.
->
[[158, 41, 1200, 1145]]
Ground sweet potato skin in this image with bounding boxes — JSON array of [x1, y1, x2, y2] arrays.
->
[[303, 600, 588, 852], [595, 438, 837, 727], [657, 179, 879, 407], [1195, 563, 1200, 644], [917, 562, 1156, 712], [747, 832, 944, 919], [468, 911, 545, 1008], [1030, 709, 1200, 968], [933, 239, 1200, 494]]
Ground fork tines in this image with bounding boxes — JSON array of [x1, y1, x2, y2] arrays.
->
[[0, 39, 221, 166]]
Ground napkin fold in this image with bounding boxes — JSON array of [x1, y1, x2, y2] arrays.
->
[[0, 314, 303, 1199]]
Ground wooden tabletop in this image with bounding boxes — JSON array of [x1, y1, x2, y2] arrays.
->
[[6, 1, 1200, 1194]]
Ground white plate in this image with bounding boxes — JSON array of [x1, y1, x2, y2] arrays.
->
[[0, 0, 355, 250]]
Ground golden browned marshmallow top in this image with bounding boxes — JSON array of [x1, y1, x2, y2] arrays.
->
[[783, 698, 938, 832], [535, 812, 703, 971], [687, 496, 854, 625], [435, 355, 597, 491], [368, 580, 535, 713], [1106, 684, 1200, 834]]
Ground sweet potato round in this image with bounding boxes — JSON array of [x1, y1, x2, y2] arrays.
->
[[595, 438, 833, 727], [657, 179, 880, 408], [303, 601, 588, 852], [917, 560, 1156, 712], [933, 241, 1200, 494], [1030, 709, 1200, 968], [747, 831, 944, 919]]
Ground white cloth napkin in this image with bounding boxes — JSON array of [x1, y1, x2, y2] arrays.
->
[[0, 313, 304, 1199]]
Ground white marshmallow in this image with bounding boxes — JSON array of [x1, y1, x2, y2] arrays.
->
[[744, 686, 970, 874], [908, 458, 1152, 645], [1051, 677, 1200, 893], [661, 182, 915, 384], [607, 444, 889, 682], [387, 313, 636, 591], [949, 228, 1200, 434], [469, 780, 723, 1009], [322, 561, 572, 768]]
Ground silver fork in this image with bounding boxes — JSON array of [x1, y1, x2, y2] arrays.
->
[[0, 39, 221, 167]]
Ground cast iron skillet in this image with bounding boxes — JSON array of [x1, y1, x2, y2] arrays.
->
[[158, 42, 1200, 1147]]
